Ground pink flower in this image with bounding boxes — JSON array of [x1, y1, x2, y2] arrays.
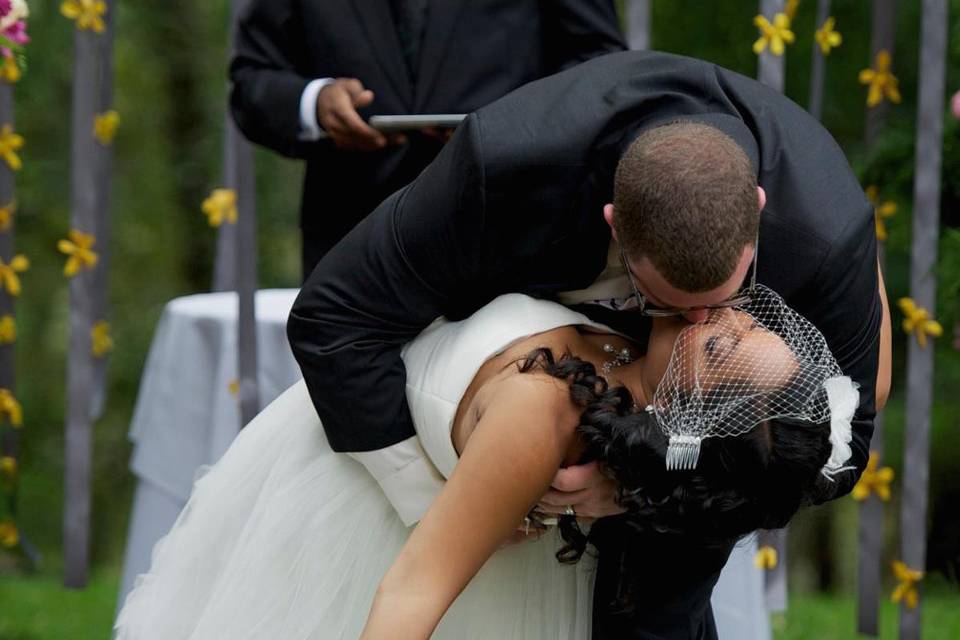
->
[[0, 0, 26, 33], [2, 20, 27, 45], [952, 91, 960, 120]]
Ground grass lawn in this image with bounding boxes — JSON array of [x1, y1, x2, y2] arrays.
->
[[1, 563, 957, 639], [0, 566, 119, 640], [774, 586, 960, 640]]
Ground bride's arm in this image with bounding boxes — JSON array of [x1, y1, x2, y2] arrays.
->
[[360, 375, 581, 640]]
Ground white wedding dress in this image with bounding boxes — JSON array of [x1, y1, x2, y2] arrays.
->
[[115, 294, 604, 639]]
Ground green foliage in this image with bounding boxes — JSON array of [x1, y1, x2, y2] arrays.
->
[[772, 578, 960, 639], [7, 0, 302, 569], [938, 228, 960, 330]]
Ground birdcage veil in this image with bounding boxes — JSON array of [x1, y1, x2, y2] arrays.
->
[[649, 284, 859, 478]]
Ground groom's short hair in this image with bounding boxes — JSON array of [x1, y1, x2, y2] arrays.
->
[[613, 122, 759, 293]]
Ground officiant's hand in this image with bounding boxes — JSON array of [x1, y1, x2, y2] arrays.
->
[[536, 461, 625, 520], [316, 78, 407, 151]]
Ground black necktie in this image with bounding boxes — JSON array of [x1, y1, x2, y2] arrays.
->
[[391, 0, 428, 83]]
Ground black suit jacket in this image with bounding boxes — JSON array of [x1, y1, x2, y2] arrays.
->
[[229, 0, 625, 261], [289, 50, 881, 638]]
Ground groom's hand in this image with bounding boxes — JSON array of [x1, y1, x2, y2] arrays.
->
[[536, 461, 625, 519]]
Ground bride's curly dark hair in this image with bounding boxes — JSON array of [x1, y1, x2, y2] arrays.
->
[[518, 347, 834, 565]]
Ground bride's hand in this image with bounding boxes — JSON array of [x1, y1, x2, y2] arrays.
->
[[536, 461, 625, 519]]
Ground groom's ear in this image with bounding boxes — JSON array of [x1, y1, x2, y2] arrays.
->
[[757, 186, 767, 213], [603, 204, 618, 241]]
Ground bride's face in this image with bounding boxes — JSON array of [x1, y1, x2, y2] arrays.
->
[[669, 307, 800, 395]]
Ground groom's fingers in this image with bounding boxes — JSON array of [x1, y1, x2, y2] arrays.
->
[[539, 487, 591, 509], [538, 462, 625, 518], [537, 489, 617, 518], [550, 460, 603, 492]]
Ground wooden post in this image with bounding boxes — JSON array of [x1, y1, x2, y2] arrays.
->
[[899, 1, 947, 637], [0, 61, 22, 564], [625, 0, 651, 51], [223, 0, 259, 425], [757, 0, 786, 93], [63, 0, 116, 588]]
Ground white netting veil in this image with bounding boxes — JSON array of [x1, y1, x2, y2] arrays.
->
[[649, 284, 859, 475]]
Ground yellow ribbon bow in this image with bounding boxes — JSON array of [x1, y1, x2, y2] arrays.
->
[[865, 186, 897, 242], [859, 50, 901, 107], [93, 110, 120, 146], [891, 561, 924, 609], [898, 298, 943, 348], [91, 320, 114, 358], [0, 520, 18, 548], [0, 200, 16, 232], [0, 455, 16, 480], [0, 254, 29, 296], [1, 54, 21, 84], [0, 123, 24, 171], [754, 545, 778, 570], [814, 17, 843, 56], [852, 451, 894, 501], [58, 229, 99, 277], [61, 0, 107, 34], [0, 388, 22, 427], [753, 13, 795, 57], [202, 189, 238, 227], [0, 315, 16, 344]]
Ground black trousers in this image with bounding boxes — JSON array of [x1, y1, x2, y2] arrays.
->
[[589, 517, 731, 639]]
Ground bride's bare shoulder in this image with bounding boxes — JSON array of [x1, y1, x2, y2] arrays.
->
[[455, 360, 583, 456], [495, 325, 587, 364], [487, 363, 582, 427]]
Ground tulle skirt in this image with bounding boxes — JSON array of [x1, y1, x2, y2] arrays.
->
[[115, 381, 595, 639]]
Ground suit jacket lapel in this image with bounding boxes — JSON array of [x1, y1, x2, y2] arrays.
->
[[413, 0, 466, 110], [350, 0, 413, 108]]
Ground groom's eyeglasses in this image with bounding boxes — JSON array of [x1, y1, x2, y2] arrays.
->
[[619, 234, 759, 318]]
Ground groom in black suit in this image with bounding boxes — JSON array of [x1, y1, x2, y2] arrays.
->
[[288, 51, 884, 638], [229, 0, 625, 276]]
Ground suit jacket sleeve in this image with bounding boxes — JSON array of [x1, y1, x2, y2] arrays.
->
[[229, 0, 318, 159], [287, 115, 487, 518], [540, 0, 627, 72], [807, 199, 881, 502]]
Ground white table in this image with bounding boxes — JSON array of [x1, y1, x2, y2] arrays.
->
[[117, 289, 302, 609]]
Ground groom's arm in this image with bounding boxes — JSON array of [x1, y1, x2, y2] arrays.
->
[[287, 116, 488, 525], [805, 199, 882, 502]]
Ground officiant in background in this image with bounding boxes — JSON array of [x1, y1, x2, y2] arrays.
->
[[229, 0, 627, 278]]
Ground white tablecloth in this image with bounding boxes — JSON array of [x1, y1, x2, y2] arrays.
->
[[117, 289, 303, 609]]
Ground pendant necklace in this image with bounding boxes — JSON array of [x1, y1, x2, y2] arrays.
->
[[601, 343, 644, 412], [601, 343, 634, 374]]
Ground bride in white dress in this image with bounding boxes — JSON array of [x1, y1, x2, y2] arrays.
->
[[115, 291, 855, 639]]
